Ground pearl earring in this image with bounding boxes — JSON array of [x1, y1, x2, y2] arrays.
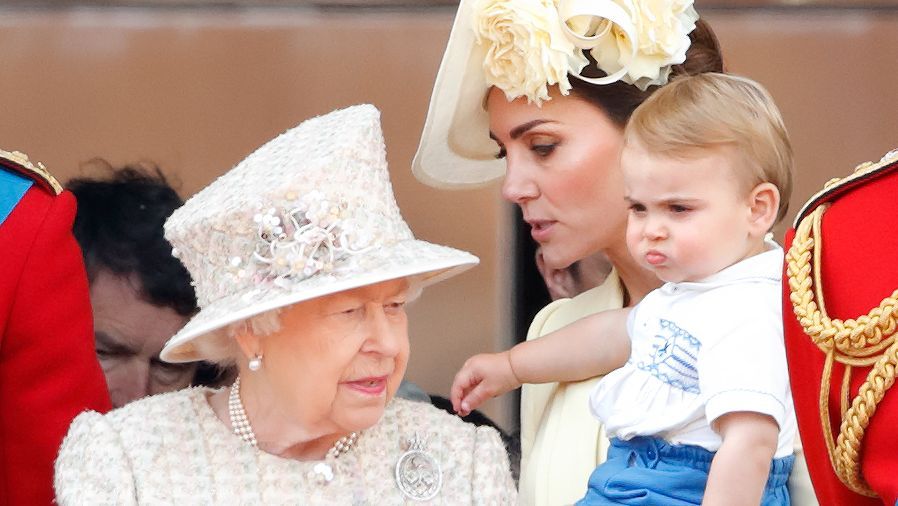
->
[[248, 354, 263, 371]]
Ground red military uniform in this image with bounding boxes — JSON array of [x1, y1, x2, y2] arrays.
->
[[0, 149, 111, 505], [783, 148, 898, 505]]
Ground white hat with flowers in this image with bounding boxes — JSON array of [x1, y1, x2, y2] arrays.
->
[[161, 104, 479, 363], [412, 0, 699, 188]]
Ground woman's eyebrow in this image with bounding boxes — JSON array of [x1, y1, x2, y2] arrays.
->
[[489, 119, 555, 141]]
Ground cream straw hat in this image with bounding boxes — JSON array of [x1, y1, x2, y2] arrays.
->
[[161, 104, 478, 363], [412, 0, 699, 188]]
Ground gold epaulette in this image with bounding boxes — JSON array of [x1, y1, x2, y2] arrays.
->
[[785, 146, 898, 498], [0, 148, 63, 195], [792, 147, 898, 228]]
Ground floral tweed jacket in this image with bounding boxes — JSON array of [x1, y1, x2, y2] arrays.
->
[[55, 388, 516, 505]]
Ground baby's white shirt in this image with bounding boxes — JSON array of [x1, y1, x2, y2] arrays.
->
[[589, 241, 796, 458]]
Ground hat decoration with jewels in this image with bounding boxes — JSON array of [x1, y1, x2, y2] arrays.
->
[[160, 104, 479, 363], [413, 0, 699, 188]]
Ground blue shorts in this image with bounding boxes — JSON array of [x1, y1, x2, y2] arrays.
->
[[576, 437, 794, 506]]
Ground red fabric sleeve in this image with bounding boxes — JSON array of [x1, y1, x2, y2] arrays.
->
[[783, 164, 898, 506], [0, 187, 112, 506]]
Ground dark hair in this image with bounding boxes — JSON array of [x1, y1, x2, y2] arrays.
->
[[569, 19, 724, 128], [68, 161, 197, 317]]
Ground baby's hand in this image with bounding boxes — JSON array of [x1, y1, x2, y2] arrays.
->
[[450, 351, 521, 416]]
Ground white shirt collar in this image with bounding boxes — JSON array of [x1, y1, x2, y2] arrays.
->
[[661, 239, 783, 294]]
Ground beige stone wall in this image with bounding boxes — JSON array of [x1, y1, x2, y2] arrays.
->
[[1, 6, 896, 428]]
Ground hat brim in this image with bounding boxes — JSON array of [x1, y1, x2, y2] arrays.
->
[[160, 239, 478, 363], [412, 0, 507, 189]]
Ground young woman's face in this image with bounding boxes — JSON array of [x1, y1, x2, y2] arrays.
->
[[488, 87, 629, 270]]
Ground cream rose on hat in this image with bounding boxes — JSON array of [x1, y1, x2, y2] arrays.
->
[[412, 0, 699, 188], [476, 0, 699, 103], [585, 0, 699, 91], [161, 104, 479, 363], [475, 0, 589, 105]]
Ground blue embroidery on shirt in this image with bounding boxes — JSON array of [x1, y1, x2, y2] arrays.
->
[[636, 319, 701, 394]]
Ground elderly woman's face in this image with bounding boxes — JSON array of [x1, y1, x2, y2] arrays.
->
[[488, 86, 629, 271], [258, 279, 410, 433]]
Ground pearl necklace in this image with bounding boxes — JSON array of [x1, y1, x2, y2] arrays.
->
[[228, 376, 359, 460], [228, 376, 258, 448]]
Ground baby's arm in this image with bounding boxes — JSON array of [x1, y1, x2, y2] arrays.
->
[[451, 308, 631, 415], [703, 412, 779, 506]]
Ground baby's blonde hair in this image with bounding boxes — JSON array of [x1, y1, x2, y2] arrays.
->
[[626, 72, 793, 224]]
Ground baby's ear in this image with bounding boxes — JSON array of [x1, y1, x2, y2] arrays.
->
[[747, 182, 780, 235]]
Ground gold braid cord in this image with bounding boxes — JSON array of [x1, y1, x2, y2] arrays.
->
[[786, 204, 898, 497]]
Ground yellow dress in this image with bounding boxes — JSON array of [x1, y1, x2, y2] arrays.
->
[[519, 271, 623, 506]]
